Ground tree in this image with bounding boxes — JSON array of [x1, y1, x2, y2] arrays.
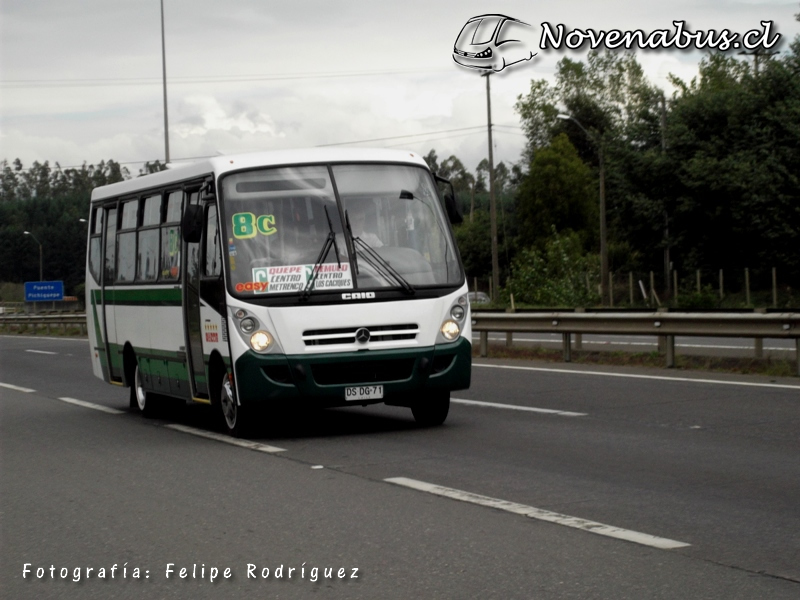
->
[[515, 134, 595, 250], [664, 51, 800, 280], [0, 159, 128, 295]]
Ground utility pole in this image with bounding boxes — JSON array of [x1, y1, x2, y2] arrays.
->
[[598, 141, 608, 306], [161, 0, 170, 163], [661, 92, 670, 296], [483, 72, 500, 302], [738, 49, 779, 75]]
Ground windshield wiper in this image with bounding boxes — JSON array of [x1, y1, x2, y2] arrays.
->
[[344, 210, 414, 295], [344, 210, 359, 277], [301, 206, 341, 300]]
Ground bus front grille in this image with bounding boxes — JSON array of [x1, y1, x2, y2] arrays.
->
[[302, 324, 418, 346], [310, 358, 416, 385]]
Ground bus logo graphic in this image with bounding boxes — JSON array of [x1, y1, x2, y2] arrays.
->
[[355, 328, 371, 344], [342, 292, 376, 300], [452, 14, 537, 72]]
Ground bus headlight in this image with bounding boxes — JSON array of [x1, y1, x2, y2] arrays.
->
[[450, 305, 465, 321], [440, 320, 461, 341], [250, 330, 273, 353], [240, 317, 257, 333]]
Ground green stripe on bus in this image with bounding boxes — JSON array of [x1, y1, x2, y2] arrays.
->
[[92, 287, 182, 306]]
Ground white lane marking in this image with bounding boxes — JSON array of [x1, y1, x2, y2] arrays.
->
[[385, 477, 690, 550], [0, 382, 36, 393], [165, 424, 287, 453], [0, 335, 88, 342], [58, 397, 125, 414], [473, 335, 794, 352], [474, 363, 800, 390], [26, 349, 57, 355], [452, 397, 586, 417]]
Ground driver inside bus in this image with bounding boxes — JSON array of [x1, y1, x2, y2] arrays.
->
[[347, 200, 384, 248]]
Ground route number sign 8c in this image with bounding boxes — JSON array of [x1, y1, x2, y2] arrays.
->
[[232, 213, 277, 239]]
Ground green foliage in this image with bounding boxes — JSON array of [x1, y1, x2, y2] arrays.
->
[[515, 134, 595, 250], [0, 282, 24, 302], [454, 211, 491, 279], [514, 46, 800, 290], [0, 159, 129, 295], [675, 285, 721, 310], [507, 228, 600, 307]]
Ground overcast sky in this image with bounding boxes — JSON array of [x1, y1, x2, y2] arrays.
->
[[1, 0, 798, 176]]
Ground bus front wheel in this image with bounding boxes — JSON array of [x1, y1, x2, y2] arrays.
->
[[411, 391, 450, 427], [219, 373, 250, 437], [131, 364, 157, 417]]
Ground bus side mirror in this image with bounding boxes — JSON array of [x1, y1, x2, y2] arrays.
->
[[182, 204, 203, 243], [434, 174, 463, 225], [444, 192, 463, 225]]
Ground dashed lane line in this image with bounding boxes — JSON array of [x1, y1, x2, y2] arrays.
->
[[165, 424, 287, 453], [0, 382, 36, 393], [452, 397, 586, 417], [58, 397, 125, 414], [385, 477, 691, 551]]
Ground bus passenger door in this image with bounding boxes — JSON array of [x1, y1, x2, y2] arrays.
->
[[182, 189, 208, 398], [101, 205, 120, 381]]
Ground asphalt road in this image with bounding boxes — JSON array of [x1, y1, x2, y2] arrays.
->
[[1, 335, 799, 599]]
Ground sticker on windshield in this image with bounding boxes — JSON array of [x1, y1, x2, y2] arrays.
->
[[246, 264, 353, 294], [232, 213, 277, 239]]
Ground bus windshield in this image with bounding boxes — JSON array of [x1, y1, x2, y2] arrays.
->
[[219, 163, 461, 298]]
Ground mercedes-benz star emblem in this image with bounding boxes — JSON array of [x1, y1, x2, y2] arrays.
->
[[355, 328, 371, 344]]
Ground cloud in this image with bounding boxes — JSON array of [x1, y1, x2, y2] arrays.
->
[[173, 96, 282, 138]]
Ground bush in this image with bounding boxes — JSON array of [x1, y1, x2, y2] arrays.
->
[[507, 229, 600, 307], [676, 285, 720, 310], [0, 282, 24, 302]]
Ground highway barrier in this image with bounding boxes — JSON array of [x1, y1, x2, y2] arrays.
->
[[471, 310, 800, 375], [2, 310, 799, 375]]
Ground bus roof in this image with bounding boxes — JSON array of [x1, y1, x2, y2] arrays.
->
[[90, 147, 430, 201]]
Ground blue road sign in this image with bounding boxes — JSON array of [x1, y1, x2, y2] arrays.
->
[[24, 281, 64, 302]]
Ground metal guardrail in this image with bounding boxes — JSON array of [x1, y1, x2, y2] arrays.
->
[[471, 311, 800, 375], [0, 313, 87, 336], [2, 311, 799, 375]]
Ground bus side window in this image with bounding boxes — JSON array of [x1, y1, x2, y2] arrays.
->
[[137, 194, 161, 282], [104, 206, 118, 283], [116, 199, 138, 283], [161, 190, 183, 280], [204, 204, 222, 277]]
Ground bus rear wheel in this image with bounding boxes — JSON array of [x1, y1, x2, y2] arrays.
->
[[411, 391, 450, 427], [218, 373, 251, 437]]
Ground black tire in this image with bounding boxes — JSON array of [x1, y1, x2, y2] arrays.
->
[[131, 363, 157, 418], [411, 391, 450, 427], [218, 372, 251, 437]]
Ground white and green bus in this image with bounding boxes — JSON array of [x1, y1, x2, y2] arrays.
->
[[86, 148, 471, 435]]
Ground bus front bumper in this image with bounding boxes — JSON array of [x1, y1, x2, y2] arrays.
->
[[233, 337, 471, 408]]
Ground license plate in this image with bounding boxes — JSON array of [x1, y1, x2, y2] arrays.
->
[[345, 385, 384, 401]]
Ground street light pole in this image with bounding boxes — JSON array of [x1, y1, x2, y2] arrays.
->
[[161, 0, 170, 164], [557, 114, 608, 305]]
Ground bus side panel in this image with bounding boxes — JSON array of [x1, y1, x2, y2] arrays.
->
[[199, 302, 229, 392], [145, 287, 190, 399], [111, 287, 152, 384]]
